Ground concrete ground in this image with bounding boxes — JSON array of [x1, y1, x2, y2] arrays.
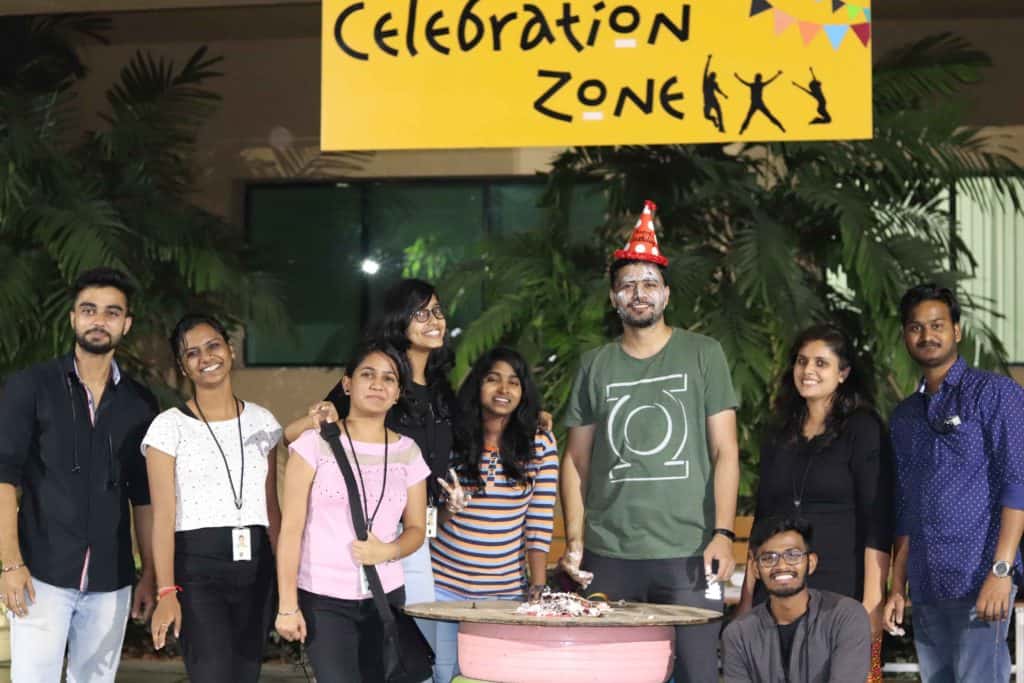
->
[[0, 659, 312, 682]]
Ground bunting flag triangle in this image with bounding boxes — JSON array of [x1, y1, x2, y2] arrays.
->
[[824, 23, 849, 50], [750, 0, 772, 17], [831, 0, 844, 12], [798, 21, 821, 44], [851, 22, 871, 46], [773, 9, 796, 35], [846, 3, 861, 20], [863, 8, 871, 21]]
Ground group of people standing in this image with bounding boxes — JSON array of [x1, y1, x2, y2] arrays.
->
[[0, 198, 1023, 683]]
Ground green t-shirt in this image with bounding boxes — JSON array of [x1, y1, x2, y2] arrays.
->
[[564, 328, 738, 559]]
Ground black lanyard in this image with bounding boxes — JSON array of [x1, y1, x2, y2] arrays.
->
[[342, 419, 388, 531], [195, 396, 245, 511]]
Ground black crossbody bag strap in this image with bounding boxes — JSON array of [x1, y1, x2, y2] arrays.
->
[[319, 422, 398, 631]]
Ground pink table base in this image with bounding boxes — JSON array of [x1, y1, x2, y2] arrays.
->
[[457, 622, 675, 683]]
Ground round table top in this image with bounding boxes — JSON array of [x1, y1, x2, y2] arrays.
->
[[403, 599, 722, 627]]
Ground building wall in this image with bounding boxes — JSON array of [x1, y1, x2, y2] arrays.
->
[[69, 9, 1024, 418]]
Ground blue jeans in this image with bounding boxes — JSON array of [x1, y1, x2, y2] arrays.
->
[[9, 577, 131, 682], [433, 586, 521, 683], [913, 588, 1016, 683], [401, 537, 437, 682]]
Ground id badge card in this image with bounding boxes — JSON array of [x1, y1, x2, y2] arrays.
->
[[232, 527, 252, 562], [359, 566, 370, 595], [426, 505, 438, 538]]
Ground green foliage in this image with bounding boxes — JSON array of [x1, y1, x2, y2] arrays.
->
[[442, 33, 1023, 510], [0, 15, 286, 388]]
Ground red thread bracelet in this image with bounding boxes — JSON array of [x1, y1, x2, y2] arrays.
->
[[157, 585, 182, 600]]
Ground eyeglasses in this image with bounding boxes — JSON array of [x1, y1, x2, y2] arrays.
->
[[755, 548, 809, 569], [411, 305, 445, 323]]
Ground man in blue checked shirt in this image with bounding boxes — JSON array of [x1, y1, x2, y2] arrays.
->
[[883, 283, 1024, 682]]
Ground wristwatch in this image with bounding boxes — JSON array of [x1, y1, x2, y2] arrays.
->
[[992, 560, 1012, 578]]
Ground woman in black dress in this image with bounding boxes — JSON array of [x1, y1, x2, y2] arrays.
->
[[739, 324, 891, 681]]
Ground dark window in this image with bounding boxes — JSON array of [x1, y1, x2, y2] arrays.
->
[[245, 178, 605, 366]]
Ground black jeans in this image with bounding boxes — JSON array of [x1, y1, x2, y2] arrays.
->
[[175, 526, 275, 683], [299, 586, 406, 683], [583, 551, 723, 683]]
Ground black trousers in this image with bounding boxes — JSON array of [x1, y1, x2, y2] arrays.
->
[[175, 526, 275, 683], [583, 551, 723, 683], [299, 586, 406, 683]]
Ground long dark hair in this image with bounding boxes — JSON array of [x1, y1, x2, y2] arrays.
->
[[365, 278, 455, 417], [453, 348, 540, 491], [771, 324, 873, 446]]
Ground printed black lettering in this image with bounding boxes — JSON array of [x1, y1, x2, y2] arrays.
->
[[458, 0, 485, 51], [374, 12, 399, 56], [649, 5, 690, 44], [334, 2, 368, 61], [426, 10, 451, 54], [489, 11, 518, 50], [406, 0, 419, 56], [614, 79, 654, 116], [521, 4, 556, 50], [659, 76, 685, 119], [556, 3, 583, 52], [578, 79, 607, 106], [534, 69, 573, 122], [587, 1, 606, 46], [609, 5, 640, 34]]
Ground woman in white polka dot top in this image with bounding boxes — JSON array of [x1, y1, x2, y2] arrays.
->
[[143, 314, 283, 682]]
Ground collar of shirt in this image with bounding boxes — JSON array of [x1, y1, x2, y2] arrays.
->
[[916, 355, 967, 395], [72, 356, 122, 386]]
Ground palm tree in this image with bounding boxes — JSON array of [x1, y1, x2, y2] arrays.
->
[[441, 33, 1024, 504], [0, 15, 285, 389]]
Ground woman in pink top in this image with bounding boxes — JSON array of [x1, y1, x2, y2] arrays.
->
[[275, 342, 429, 682]]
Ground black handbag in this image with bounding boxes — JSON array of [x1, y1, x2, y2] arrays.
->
[[319, 421, 435, 683]]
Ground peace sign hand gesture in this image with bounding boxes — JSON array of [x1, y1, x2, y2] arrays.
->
[[438, 468, 472, 514]]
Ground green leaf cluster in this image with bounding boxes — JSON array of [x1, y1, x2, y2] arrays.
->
[[442, 34, 1023, 509], [0, 15, 286, 390]]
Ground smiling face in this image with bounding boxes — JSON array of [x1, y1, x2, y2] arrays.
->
[[479, 360, 523, 421], [792, 339, 849, 404], [754, 530, 817, 598], [903, 300, 961, 369], [405, 294, 446, 353], [610, 263, 669, 329], [69, 286, 132, 355], [342, 351, 401, 417], [179, 323, 233, 388]]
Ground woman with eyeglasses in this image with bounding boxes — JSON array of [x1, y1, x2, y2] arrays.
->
[[283, 278, 456, 679], [738, 324, 892, 682], [144, 314, 282, 682]]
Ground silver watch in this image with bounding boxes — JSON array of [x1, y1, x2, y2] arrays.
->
[[992, 560, 1012, 578]]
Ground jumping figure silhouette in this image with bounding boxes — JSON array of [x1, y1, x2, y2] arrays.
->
[[702, 54, 729, 133], [792, 67, 832, 124], [735, 70, 785, 134]]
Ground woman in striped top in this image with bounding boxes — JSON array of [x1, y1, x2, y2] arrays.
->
[[430, 347, 559, 682]]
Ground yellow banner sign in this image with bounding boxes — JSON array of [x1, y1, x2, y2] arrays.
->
[[321, 0, 872, 150]]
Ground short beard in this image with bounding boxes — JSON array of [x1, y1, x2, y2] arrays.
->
[[616, 306, 661, 329], [76, 332, 117, 355], [766, 576, 807, 599]]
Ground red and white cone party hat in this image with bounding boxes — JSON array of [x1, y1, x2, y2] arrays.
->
[[613, 200, 669, 267]]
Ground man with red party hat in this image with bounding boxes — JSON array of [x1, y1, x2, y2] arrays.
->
[[560, 200, 740, 682]]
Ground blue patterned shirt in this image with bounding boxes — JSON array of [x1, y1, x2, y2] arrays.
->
[[890, 356, 1024, 604]]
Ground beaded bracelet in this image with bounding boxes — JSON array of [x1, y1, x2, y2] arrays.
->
[[277, 607, 301, 617], [1, 563, 25, 574]]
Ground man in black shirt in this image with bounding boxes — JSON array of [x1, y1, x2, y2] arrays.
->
[[0, 268, 157, 682], [722, 517, 870, 682]]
